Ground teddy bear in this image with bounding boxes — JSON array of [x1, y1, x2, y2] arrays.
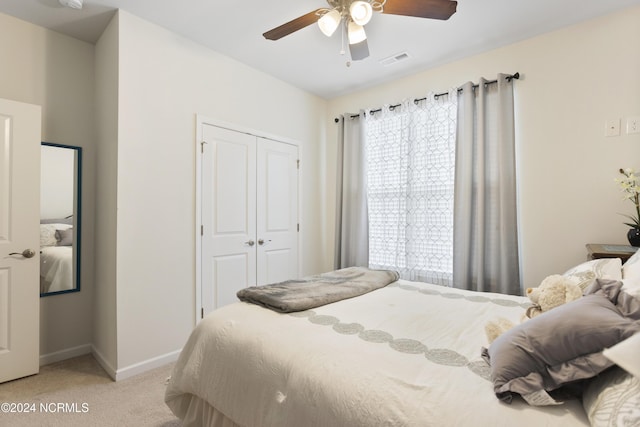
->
[[524, 274, 583, 318], [484, 274, 583, 343]]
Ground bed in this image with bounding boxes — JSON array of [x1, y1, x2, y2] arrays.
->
[[165, 260, 640, 427], [39, 219, 74, 293]]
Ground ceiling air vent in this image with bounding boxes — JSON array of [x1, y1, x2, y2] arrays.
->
[[379, 52, 410, 66]]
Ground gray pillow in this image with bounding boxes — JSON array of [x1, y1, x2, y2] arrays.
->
[[481, 279, 640, 406], [55, 228, 73, 246]]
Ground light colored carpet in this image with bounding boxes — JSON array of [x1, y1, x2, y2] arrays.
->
[[0, 354, 181, 426]]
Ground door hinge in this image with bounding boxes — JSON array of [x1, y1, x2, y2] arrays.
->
[[201, 307, 204, 319], [201, 141, 207, 153], [201, 225, 204, 235], [297, 223, 300, 232], [297, 159, 300, 169]]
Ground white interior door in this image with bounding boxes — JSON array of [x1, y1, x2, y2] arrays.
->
[[201, 125, 257, 313], [0, 98, 41, 383], [256, 138, 298, 285], [199, 122, 299, 318]]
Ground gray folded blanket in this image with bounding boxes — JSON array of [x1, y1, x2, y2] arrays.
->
[[236, 267, 400, 313]]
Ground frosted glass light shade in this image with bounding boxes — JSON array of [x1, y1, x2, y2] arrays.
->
[[59, 0, 83, 9], [348, 21, 367, 45], [318, 9, 341, 37], [350, 1, 373, 26]]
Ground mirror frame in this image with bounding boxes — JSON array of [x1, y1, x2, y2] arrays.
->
[[40, 142, 82, 297]]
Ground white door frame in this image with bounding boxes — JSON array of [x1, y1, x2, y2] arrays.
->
[[195, 115, 301, 325]]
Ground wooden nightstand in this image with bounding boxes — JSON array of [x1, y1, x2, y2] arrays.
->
[[586, 243, 638, 263]]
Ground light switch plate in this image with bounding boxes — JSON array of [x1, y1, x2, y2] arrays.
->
[[605, 119, 621, 137]]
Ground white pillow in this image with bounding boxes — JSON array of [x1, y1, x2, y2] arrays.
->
[[622, 279, 640, 299], [604, 333, 640, 379], [622, 249, 640, 279], [40, 223, 72, 247], [563, 258, 622, 291], [622, 250, 640, 297], [583, 367, 640, 427]]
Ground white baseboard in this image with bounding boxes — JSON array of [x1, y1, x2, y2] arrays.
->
[[91, 345, 117, 380], [113, 349, 181, 381], [41, 344, 181, 382], [40, 344, 92, 366]]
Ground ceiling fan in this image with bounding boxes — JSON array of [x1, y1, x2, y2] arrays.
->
[[263, 0, 457, 61]]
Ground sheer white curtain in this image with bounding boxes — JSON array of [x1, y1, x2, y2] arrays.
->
[[334, 112, 369, 269], [364, 95, 457, 285], [453, 74, 520, 295]]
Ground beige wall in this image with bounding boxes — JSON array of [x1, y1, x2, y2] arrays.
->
[[102, 11, 329, 374], [0, 13, 96, 363], [327, 5, 640, 288], [93, 14, 119, 374]]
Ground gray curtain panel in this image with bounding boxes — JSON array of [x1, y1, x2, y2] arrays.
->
[[334, 112, 369, 269], [453, 74, 521, 295]]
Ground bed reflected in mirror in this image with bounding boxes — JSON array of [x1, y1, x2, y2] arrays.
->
[[40, 142, 82, 297]]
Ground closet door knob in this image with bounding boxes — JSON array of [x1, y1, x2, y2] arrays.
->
[[258, 239, 271, 246], [244, 240, 255, 247]]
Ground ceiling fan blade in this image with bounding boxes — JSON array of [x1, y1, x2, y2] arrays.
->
[[263, 9, 325, 40], [349, 39, 370, 61], [382, 0, 457, 20]]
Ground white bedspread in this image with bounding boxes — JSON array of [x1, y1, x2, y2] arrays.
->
[[40, 246, 73, 293], [166, 280, 589, 426]]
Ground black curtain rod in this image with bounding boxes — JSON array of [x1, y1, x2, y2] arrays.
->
[[335, 72, 520, 122]]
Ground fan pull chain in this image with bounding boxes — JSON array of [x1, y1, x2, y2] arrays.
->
[[340, 19, 346, 56]]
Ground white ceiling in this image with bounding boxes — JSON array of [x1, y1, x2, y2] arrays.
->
[[2, 0, 640, 99]]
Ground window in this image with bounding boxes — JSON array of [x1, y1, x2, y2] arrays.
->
[[365, 96, 457, 285]]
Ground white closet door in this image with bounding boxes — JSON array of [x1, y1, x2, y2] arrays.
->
[[199, 122, 299, 317], [201, 125, 257, 312], [0, 98, 41, 383], [256, 138, 298, 286]]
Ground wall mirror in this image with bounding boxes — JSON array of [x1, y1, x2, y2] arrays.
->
[[40, 142, 82, 297]]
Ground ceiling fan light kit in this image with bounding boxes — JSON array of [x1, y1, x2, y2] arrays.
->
[[263, 0, 457, 61], [349, 1, 373, 25], [59, 0, 83, 9], [318, 9, 342, 36], [347, 21, 367, 44]]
